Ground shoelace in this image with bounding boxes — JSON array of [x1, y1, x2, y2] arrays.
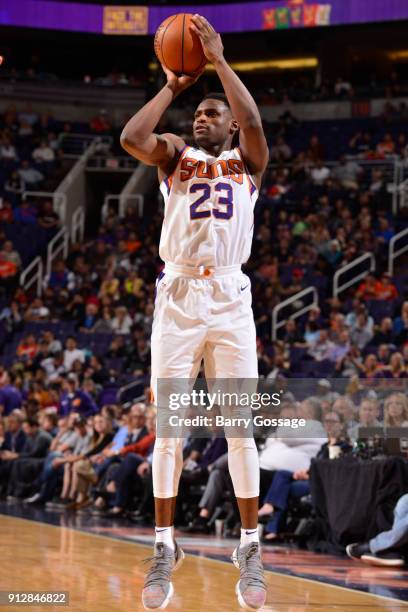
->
[[142, 544, 174, 589], [238, 543, 267, 588]]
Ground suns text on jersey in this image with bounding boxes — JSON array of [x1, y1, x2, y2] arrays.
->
[[180, 157, 245, 183]]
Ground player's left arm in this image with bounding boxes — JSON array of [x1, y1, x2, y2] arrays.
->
[[191, 15, 269, 185]]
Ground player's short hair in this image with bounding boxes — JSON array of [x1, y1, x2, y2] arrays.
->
[[201, 92, 230, 109]]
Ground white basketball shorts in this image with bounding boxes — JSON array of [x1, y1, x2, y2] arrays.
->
[[150, 262, 258, 402]]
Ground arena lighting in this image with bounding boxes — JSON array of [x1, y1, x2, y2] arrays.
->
[[148, 57, 318, 72], [388, 50, 408, 60], [205, 57, 319, 71]]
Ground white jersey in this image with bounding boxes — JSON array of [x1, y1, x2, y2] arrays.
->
[[159, 145, 258, 268]]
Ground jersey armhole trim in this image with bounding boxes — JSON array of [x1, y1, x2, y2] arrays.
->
[[235, 147, 257, 196], [161, 144, 191, 195]]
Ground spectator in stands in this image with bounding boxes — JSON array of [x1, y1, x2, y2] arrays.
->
[[307, 329, 335, 362], [13, 199, 37, 225], [4, 171, 24, 200], [111, 306, 133, 335], [62, 413, 115, 509], [102, 407, 156, 517], [350, 311, 374, 350], [60, 374, 97, 418], [376, 133, 395, 156], [16, 334, 39, 361], [375, 272, 398, 301], [310, 160, 330, 185], [259, 400, 326, 475], [99, 269, 120, 301], [18, 160, 44, 188], [44, 260, 75, 292], [0, 137, 18, 162], [79, 303, 100, 333], [38, 201, 60, 230], [47, 417, 92, 508], [332, 396, 358, 432], [384, 390, 408, 426], [375, 219, 395, 247], [270, 136, 292, 162], [0, 200, 13, 225], [24, 297, 50, 321], [32, 140, 55, 163], [348, 398, 381, 441], [327, 330, 350, 364], [2, 417, 52, 500], [372, 318, 394, 346], [18, 103, 38, 126], [331, 156, 363, 190], [0, 241, 21, 271], [381, 353, 407, 381], [308, 135, 325, 161], [90, 110, 112, 134], [259, 411, 351, 542], [0, 410, 25, 453], [334, 77, 352, 98], [63, 337, 85, 371]]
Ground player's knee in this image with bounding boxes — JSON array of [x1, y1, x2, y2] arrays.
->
[[226, 436, 257, 452], [154, 437, 184, 455]]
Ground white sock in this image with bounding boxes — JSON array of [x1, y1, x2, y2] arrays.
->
[[155, 526, 175, 550], [240, 527, 259, 546]]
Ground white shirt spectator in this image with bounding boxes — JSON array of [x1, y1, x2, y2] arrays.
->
[[64, 347, 85, 370], [32, 144, 55, 162], [111, 312, 133, 335], [0, 143, 17, 161], [310, 163, 330, 185], [259, 420, 327, 472], [18, 165, 44, 185]]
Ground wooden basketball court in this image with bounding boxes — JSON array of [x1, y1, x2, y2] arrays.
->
[[2, 515, 407, 611]]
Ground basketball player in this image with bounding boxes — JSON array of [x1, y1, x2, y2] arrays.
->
[[121, 15, 269, 611]]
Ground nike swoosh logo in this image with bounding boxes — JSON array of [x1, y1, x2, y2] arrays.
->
[[241, 284, 249, 291], [156, 528, 168, 532], [245, 530, 258, 535]]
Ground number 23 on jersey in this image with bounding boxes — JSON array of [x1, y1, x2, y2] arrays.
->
[[189, 182, 233, 220]]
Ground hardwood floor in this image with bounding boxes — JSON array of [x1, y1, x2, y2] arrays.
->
[[1, 515, 407, 611]]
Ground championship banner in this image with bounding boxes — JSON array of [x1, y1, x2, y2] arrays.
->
[[263, 1, 332, 30], [103, 6, 148, 35]]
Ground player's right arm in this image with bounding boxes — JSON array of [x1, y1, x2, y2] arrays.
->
[[120, 68, 201, 175]]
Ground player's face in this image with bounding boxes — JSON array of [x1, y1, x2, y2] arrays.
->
[[193, 99, 237, 147]]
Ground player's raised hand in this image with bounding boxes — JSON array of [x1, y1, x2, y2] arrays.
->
[[191, 15, 224, 64], [161, 63, 203, 96]]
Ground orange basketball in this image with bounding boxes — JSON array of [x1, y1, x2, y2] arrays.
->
[[154, 14, 207, 76]]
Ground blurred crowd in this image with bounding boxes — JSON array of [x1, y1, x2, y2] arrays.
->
[[0, 91, 407, 555]]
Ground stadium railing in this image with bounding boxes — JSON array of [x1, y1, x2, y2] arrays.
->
[[388, 227, 408, 276], [271, 286, 318, 341], [20, 256, 43, 298], [46, 228, 69, 276], [71, 207, 85, 244], [333, 252, 375, 298]]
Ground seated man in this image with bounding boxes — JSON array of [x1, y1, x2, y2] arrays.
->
[[1, 417, 52, 499], [103, 407, 156, 517], [347, 397, 382, 442], [347, 493, 408, 567], [180, 452, 233, 534]]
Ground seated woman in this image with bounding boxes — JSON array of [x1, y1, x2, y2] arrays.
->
[[55, 414, 114, 509], [258, 411, 351, 542]]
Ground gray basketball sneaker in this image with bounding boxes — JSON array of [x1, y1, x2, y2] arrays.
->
[[142, 541, 185, 610], [232, 542, 267, 610]]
